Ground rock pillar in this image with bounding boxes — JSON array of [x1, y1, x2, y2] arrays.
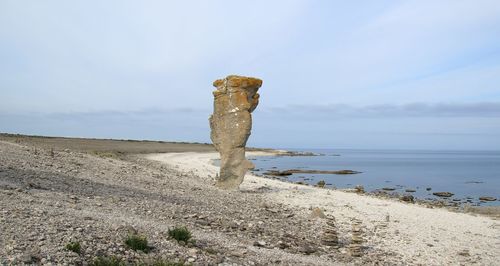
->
[[209, 75, 262, 189]]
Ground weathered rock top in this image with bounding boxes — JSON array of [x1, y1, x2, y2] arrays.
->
[[212, 75, 262, 90]]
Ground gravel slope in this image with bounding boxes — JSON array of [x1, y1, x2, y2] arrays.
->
[[0, 140, 366, 265]]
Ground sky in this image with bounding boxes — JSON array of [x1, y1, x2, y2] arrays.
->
[[1, 0, 500, 150]]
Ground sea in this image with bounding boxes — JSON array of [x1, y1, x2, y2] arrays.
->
[[249, 149, 500, 206]]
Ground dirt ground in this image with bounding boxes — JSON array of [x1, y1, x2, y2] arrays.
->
[[0, 133, 216, 154]]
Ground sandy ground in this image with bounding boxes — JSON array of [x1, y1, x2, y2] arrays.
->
[[146, 152, 500, 265]]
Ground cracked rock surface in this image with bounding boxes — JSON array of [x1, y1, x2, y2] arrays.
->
[[209, 75, 262, 190]]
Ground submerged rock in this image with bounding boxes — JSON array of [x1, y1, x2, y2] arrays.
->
[[264, 169, 361, 176], [479, 196, 497, 202], [433, 192, 454, 198], [209, 75, 262, 189]]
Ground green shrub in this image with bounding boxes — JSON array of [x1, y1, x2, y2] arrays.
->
[[168, 226, 192, 242], [90, 256, 124, 266], [125, 234, 149, 252], [65, 241, 81, 253], [316, 180, 326, 188]]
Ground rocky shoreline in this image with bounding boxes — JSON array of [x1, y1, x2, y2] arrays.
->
[[148, 151, 500, 265], [250, 154, 499, 209], [1, 136, 500, 265]]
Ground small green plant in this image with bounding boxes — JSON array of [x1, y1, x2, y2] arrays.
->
[[125, 234, 149, 252], [316, 180, 326, 188], [168, 226, 192, 243], [90, 256, 124, 266], [65, 241, 81, 253]]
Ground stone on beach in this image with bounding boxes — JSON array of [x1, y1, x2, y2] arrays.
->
[[209, 75, 262, 189], [349, 220, 363, 257], [322, 216, 339, 247], [309, 207, 327, 219]]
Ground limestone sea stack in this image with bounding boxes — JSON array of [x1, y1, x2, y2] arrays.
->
[[209, 75, 262, 189]]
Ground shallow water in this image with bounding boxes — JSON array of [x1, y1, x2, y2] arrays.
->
[[250, 149, 500, 206]]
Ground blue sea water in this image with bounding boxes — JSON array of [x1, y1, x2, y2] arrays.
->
[[249, 149, 500, 206]]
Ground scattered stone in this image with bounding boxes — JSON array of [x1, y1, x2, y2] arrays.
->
[[400, 194, 414, 203], [382, 187, 396, 191], [321, 216, 339, 247], [309, 207, 327, 219], [298, 244, 316, 255], [426, 187, 432, 191], [479, 196, 497, 201], [405, 189, 416, 193], [433, 192, 454, 198], [263, 170, 292, 176], [458, 250, 470, 256], [349, 220, 363, 257], [209, 75, 262, 189], [253, 241, 266, 247], [124, 225, 138, 235], [354, 185, 365, 194], [276, 241, 289, 249]]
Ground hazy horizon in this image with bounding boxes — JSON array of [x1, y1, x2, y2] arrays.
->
[[1, 1, 500, 150]]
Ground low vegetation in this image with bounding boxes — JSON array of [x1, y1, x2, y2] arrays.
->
[[90, 151, 121, 159], [65, 241, 81, 254], [168, 226, 192, 243], [124, 234, 149, 252]]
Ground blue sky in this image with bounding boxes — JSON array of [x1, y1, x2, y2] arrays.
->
[[1, 1, 500, 150]]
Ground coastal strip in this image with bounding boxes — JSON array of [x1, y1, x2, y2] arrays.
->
[[145, 151, 500, 265]]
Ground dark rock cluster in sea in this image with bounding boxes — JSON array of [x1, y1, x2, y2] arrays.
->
[[256, 167, 498, 210]]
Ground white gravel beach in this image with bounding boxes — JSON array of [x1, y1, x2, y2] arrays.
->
[[147, 152, 500, 265]]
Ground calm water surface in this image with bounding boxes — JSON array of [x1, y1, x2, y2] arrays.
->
[[250, 149, 500, 206]]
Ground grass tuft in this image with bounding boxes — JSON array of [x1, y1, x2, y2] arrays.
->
[[65, 241, 81, 254], [125, 234, 149, 252], [168, 226, 192, 243]]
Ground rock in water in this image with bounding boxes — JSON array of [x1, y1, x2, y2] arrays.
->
[[479, 196, 497, 201], [433, 192, 454, 198], [209, 75, 262, 189]]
